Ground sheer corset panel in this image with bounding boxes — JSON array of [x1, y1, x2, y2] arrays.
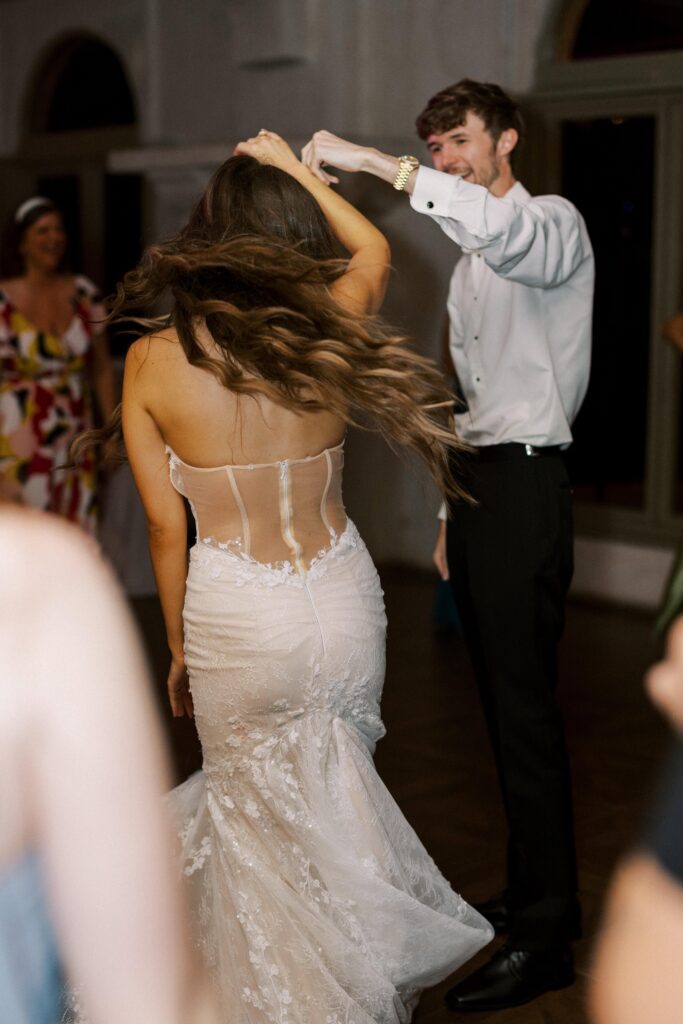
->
[[167, 440, 347, 574]]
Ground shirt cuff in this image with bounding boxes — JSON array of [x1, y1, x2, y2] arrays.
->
[[410, 165, 465, 217]]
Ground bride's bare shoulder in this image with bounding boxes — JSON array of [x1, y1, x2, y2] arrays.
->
[[125, 326, 186, 377], [128, 325, 181, 356]]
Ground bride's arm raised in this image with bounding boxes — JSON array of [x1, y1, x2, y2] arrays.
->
[[234, 132, 391, 316], [122, 337, 193, 717]]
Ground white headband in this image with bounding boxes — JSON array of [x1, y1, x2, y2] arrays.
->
[[14, 196, 53, 225]]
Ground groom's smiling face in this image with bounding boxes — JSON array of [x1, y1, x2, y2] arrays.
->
[[425, 110, 503, 191]]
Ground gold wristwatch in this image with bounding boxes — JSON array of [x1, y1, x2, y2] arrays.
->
[[392, 154, 419, 191]]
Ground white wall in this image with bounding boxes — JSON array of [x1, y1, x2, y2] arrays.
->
[[16, 0, 658, 590], [0, 0, 554, 153], [0, 0, 152, 153]]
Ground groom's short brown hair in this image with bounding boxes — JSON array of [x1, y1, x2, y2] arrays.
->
[[415, 78, 525, 148]]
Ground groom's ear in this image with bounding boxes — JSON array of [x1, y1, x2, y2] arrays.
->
[[497, 129, 518, 158]]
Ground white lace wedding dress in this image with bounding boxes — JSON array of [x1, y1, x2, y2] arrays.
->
[[165, 439, 493, 1023]]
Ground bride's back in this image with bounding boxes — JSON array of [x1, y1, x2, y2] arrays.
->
[[117, 150, 454, 573], [139, 327, 345, 468], [134, 327, 347, 570]]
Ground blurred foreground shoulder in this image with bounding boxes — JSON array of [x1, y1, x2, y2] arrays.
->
[[0, 507, 107, 599]]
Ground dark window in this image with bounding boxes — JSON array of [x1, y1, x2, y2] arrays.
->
[[104, 173, 144, 357], [572, 0, 683, 60], [562, 115, 655, 508]]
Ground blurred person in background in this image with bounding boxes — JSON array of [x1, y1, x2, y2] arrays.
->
[[590, 616, 683, 1024], [0, 197, 116, 531], [661, 309, 683, 353], [0, 506, 217, 1024]]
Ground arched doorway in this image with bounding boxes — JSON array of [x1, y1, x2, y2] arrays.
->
[[25, 33, 137, 134]]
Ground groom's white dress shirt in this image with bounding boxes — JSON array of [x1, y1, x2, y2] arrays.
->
[[410, 167, 594, 449]]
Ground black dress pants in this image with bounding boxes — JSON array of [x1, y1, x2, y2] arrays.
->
[[446, 449, 579, 950]]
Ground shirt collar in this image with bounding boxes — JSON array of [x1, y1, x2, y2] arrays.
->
[[500, 180, 530, 205]]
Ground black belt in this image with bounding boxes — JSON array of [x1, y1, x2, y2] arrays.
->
[[473, 443, 565, 463]]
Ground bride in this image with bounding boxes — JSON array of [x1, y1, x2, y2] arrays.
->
[[114, 131, 492, 1022]]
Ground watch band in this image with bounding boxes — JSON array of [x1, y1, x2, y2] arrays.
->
[[392, 155, 419, 191]]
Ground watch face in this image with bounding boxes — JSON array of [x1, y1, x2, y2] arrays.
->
[[393, 155, 419, 189]]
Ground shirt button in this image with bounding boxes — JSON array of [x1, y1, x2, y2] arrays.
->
[[474, 335, 479, 340], [426, 201, 434, 209]]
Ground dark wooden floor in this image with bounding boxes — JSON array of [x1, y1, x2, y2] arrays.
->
[[131, 567, 671, 1024]]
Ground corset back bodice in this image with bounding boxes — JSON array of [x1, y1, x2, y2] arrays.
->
[[167, 439, 346, 573]]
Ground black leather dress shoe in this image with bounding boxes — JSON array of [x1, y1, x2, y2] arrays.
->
[[445, 945, 574, 1012], [472, 894, 511, 934]]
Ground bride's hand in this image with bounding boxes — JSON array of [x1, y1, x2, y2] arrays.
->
[[234, 131, 303, 178], [167, 655, 194, 719]]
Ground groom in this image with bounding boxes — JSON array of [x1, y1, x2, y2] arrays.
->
[[302, 78, 594, 1012]]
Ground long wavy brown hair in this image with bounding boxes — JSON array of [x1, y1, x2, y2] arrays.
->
[[73, 154, 469, 500]]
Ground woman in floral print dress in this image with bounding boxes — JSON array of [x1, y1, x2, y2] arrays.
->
[[0, 197, 116, 533]]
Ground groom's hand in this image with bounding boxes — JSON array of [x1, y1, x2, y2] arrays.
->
[[303, 132, 408, 191], [302, 131, 373, 184], [433, 520, 449, 581]]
